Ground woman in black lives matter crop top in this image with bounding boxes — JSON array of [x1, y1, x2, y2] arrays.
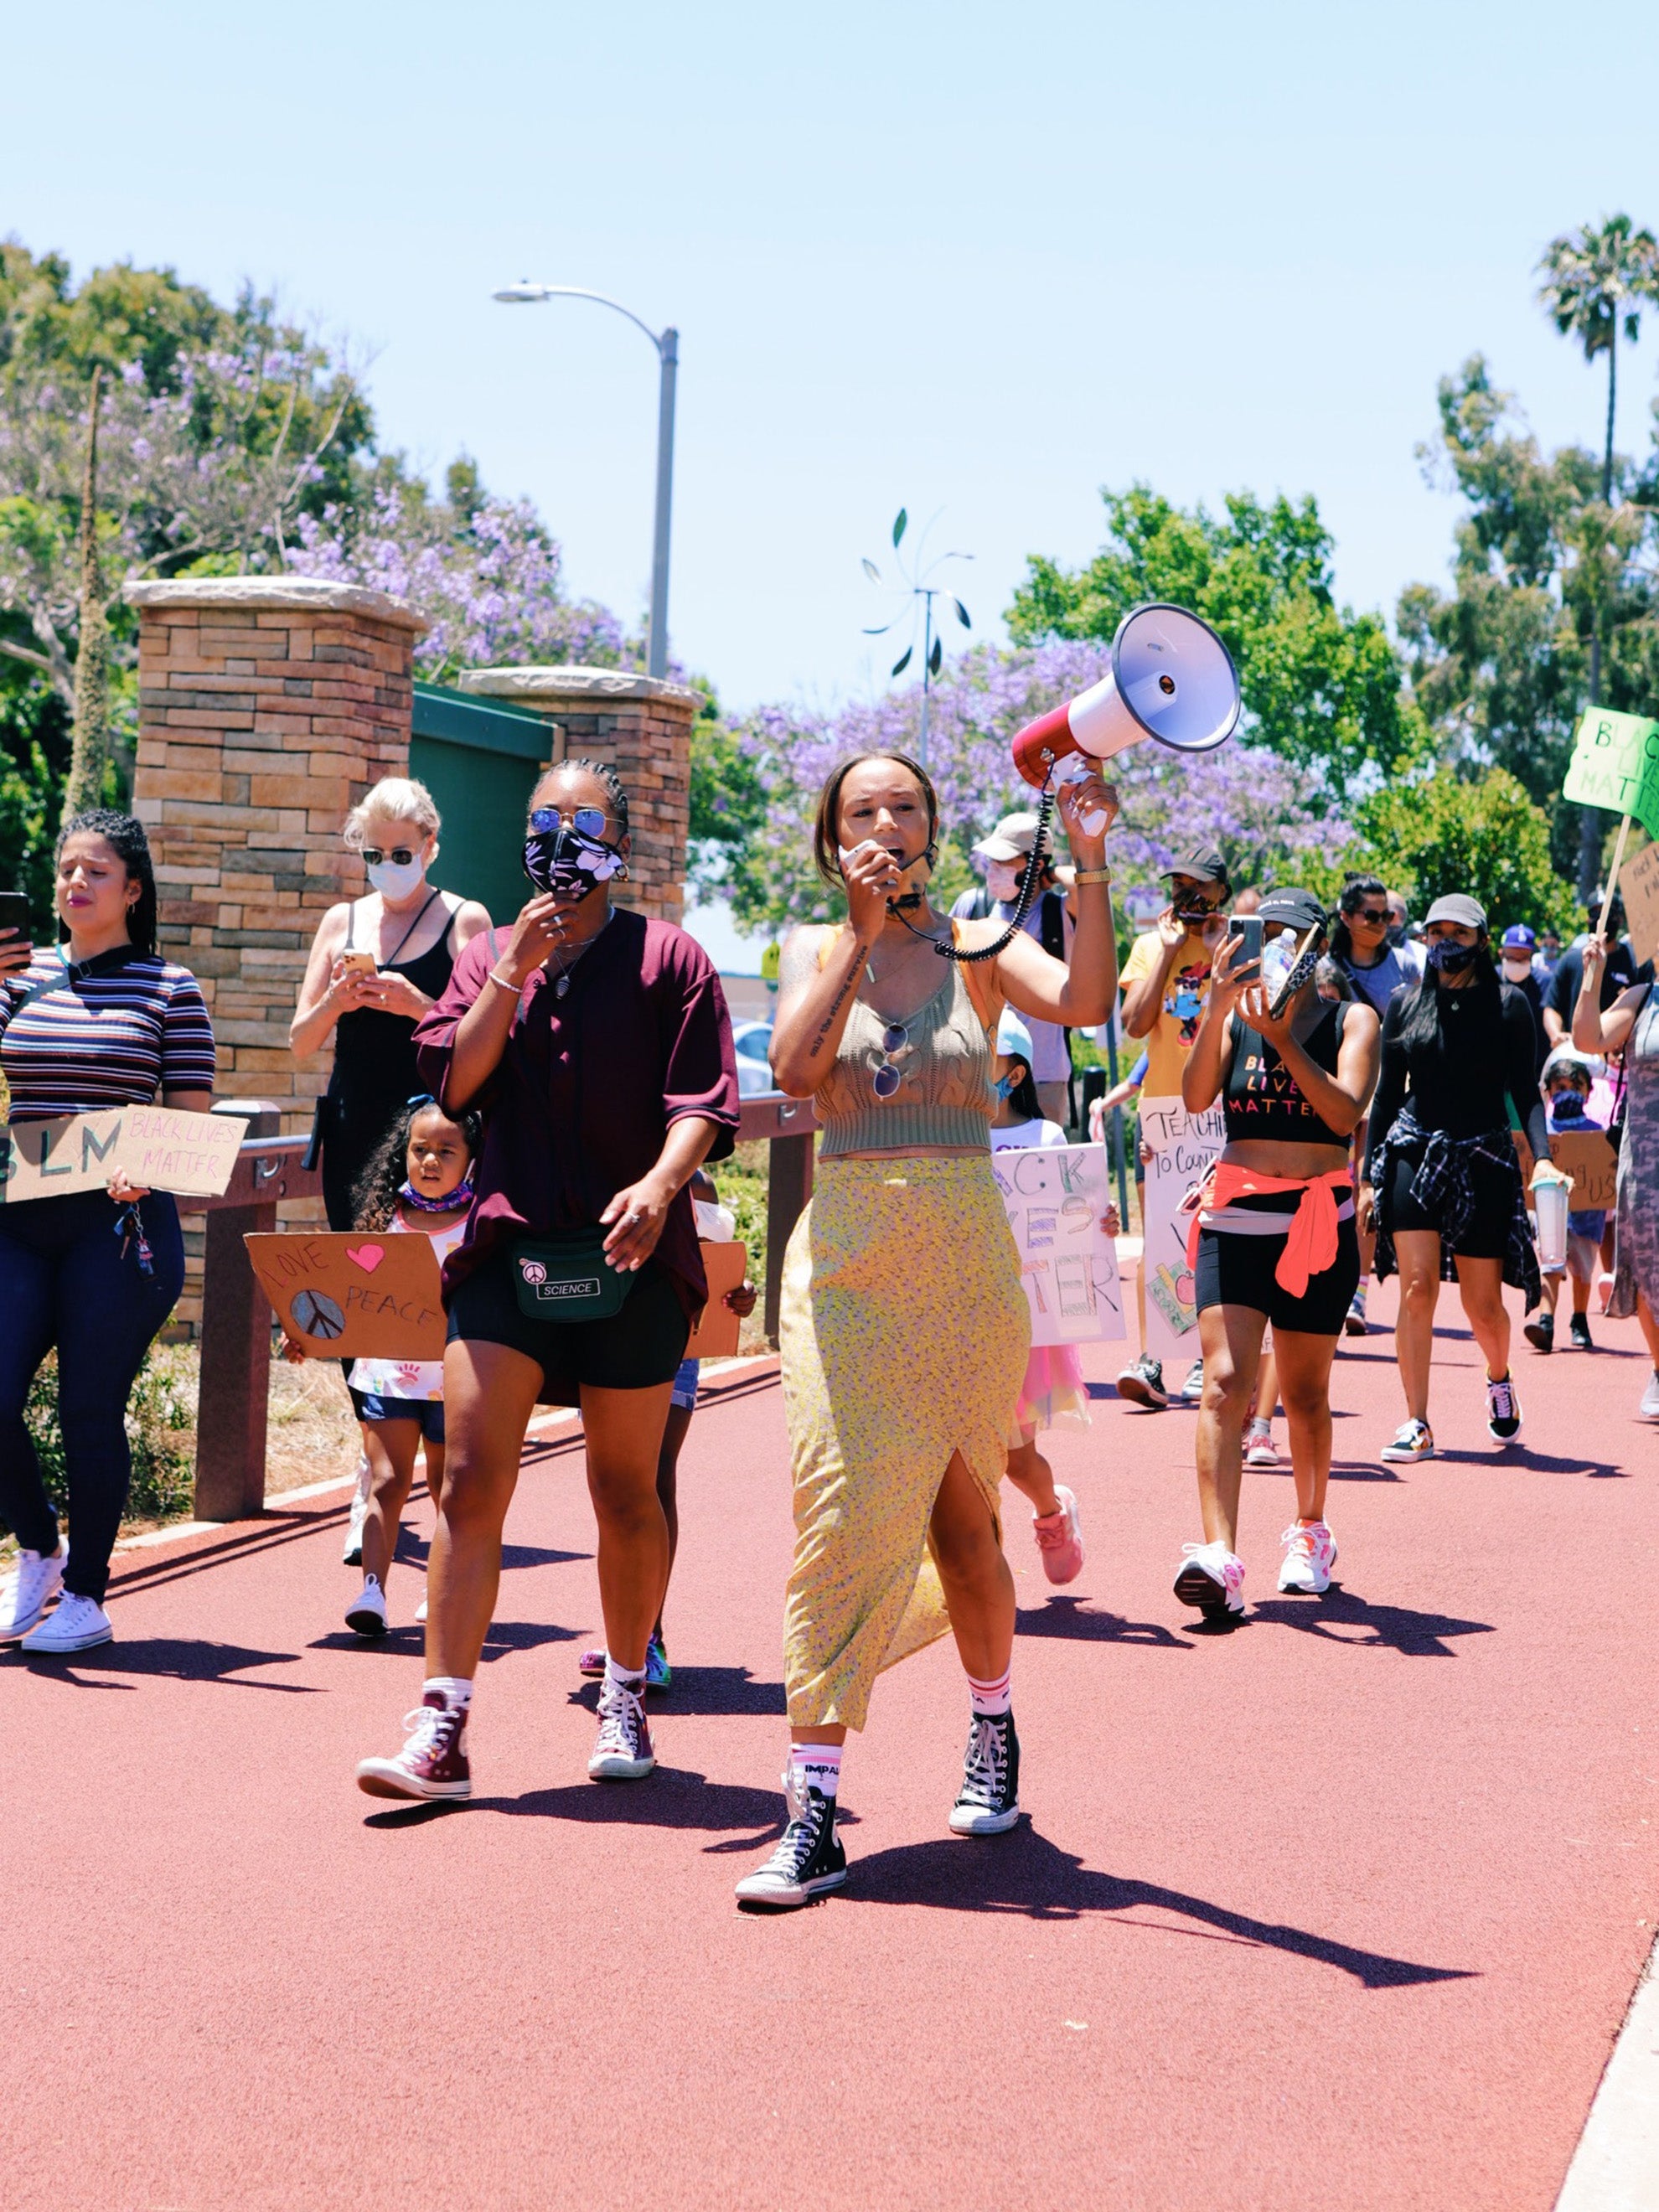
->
[[1359, 892, 1567, 1468], [1174, 889, 1381, 1622]]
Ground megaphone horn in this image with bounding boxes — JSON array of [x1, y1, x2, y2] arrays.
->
[[1012, 603, 1241, 794]]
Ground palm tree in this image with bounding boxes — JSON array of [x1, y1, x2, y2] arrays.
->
[[1536, 214, 1659, 896]]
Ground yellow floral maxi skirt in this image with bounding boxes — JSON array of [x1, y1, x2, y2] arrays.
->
[[779, 1155, 1030, 1731]]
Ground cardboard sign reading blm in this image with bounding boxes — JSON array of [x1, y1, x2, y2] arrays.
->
[[990, 1144, 1124, 1347], [685, 1241, 750, 1359], [0, 1104, 241, 1202], [244, 1233, 447, 1359], [1138, 1097, 1227, 1362], [1620, 839, 1659, 969]]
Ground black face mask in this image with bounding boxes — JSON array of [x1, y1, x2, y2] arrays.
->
[[1427, 939, 1478, 976], [523, 824, 625, 901], [1385, 921, 1406, 947]]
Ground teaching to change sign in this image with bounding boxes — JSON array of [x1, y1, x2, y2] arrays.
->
[[1562, 707, 1659, 840]]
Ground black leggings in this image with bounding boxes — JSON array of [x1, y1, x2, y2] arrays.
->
[[0, 1189, 185, 1601]]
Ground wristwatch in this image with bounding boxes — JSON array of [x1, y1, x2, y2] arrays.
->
[[1072, 867, 1113, 886]]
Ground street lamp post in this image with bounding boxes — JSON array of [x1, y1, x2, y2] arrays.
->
[[493, 283, 678, 680]]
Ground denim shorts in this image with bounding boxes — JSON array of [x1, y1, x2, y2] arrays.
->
[[359, 1393, 446, 1444], [669, 1356, 701, 1410]]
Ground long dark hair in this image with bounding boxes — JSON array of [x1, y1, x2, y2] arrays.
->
[[56, 809, 158, 955], [1397, 939, 1502, 1051], [351, 1097, 482, 1233], [1328, 871, 1387, 969], [1000, 1049, 1043, 1123], [812, 751, 939, 892]]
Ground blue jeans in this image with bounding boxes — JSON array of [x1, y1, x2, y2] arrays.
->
[[0, 1189, 185, 1602]]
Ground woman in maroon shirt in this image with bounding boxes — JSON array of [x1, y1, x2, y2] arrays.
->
[[356, 760, 740, 1804]]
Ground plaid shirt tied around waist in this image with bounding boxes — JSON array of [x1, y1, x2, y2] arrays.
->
[[1370, 1109, 1540, 1307]]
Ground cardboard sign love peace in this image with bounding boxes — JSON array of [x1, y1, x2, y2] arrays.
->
[[244, 1232, 447, 1358], [685, 1241, 750, 1358], [0, 1103, 242, 1203]]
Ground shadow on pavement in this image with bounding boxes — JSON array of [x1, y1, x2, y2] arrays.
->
[[482, 1769, 785, 1834], [1016, 1596, 1190, 1649], [390, 1536, 592, 1572], [308, 1617, 582, 1664], [1430, 1446, 1623, 1478], [842, 1826, 1477, 1987], [1248, 1587, 1495, 1656], [10, 1637, 315, 1690]]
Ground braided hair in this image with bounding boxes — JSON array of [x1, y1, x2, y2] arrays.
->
[[56, 809, 159, 955], [532, 757, 631, 837]]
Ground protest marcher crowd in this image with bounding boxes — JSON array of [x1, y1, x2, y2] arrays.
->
[[3, 745, 1654, 1917]]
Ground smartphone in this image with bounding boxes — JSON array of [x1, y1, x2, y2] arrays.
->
[[0, 891, 30, 944], [1228, 914, 1263, 982], [338, 949, 378, 978]]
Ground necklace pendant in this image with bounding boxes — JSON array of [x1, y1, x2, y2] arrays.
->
[[555, 973, 571, 999]]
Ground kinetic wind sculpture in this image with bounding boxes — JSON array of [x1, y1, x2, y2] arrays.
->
[[860, 508, 972, 767]]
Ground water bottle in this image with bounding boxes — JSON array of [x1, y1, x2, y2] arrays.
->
[[1532, 1172, 1570, 1273]]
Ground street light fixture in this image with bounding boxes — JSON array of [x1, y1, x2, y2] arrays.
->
[[493, 282, 679, 680]]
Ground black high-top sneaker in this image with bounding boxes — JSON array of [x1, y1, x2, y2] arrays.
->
[[948, 1710, 1021, 1836], [735, 1775, 847, 1910]]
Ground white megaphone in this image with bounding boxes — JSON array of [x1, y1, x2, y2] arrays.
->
[[1012, 604, 1241, 831]]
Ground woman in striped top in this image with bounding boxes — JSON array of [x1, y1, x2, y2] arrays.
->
[[0, 810, 215, 1656]]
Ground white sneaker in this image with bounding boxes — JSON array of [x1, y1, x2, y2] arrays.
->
[[415, 1595, 428, 1624], [1244, 1421, 1279, 1468], [21, 1590, 111, 1653], [0, 1543, 67, 1641], [1173, 1540, 1245, 1619], [1181, 1358, 1206, 1403], [342, 1458, 371, 1566], [1641, 1372, 1659, 1421], [345, 1575, 389, 1638], [1277, 1520, 1337, 1594], [588, 1676, 655, 1780], [1381, 1419, 1434, 1463]]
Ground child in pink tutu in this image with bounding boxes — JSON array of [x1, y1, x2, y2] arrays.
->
[[990, 1011, 1119, 1583]]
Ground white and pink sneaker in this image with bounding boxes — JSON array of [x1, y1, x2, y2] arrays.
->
[[1277, 1520, 1337, 1594], [1174, 1540, 1245, 1620], [1031, 1486, 1084, 1584]]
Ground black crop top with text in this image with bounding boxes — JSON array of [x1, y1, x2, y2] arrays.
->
[[1223, 1003, 1350, 1147]]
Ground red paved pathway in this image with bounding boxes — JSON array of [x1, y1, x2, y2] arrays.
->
[[7, 1285, 1659, 2210]]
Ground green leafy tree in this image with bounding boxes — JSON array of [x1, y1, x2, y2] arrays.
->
[[1327, 765, 1579, 937], [1398, 355, 1656, 881], [1007, 484, 1427, 788], [1535, 214, 1659, 892]]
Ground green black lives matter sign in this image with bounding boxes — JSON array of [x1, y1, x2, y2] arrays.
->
[[1562, 708, 1659, 840]]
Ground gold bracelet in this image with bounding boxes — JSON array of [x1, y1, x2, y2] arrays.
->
[[1072, 867, 1113, 886]]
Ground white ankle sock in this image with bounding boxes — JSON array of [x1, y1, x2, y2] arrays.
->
[[604, 1655, 646, 1696], [789, 1744, 841, 1798], [425, 1676, 472, 1711], [967, 1667, 1011, 1718]]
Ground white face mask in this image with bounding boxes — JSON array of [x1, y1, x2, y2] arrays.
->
[[693, 1198, 736, 1243], [985, 860, 1023, 904], [1501, 955, 1532, 981], [366, 850, 431, 903]]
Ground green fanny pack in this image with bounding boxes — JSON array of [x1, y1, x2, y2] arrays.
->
[[510, 1230, 634, 1323]]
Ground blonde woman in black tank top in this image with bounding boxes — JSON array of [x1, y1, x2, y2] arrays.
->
[[1176, 890, 1379, 1622]]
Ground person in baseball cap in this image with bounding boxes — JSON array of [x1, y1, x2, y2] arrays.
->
[[1497, 924, 1547, 1067], [952, 811, 1073, 1125]]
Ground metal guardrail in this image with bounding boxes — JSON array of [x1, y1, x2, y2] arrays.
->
[[187, 1100, 817, 1524]]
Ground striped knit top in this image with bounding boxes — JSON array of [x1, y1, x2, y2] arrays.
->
[[0, 947, 217, 1121]]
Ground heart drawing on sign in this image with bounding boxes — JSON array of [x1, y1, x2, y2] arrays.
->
[[345, 1243, 385, 1274]]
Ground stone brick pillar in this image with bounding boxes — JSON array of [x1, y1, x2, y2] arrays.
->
[[457, 666, 699, 921], [127, 576, 426, 1329]]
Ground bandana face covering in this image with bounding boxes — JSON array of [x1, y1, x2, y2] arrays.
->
[[400, 1176, 474, 1214], [1428, 939, 1478, 976], [524, 807, 626, 900]]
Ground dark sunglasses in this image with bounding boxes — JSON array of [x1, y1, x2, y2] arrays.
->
[[1352, 906, 1389, 925], [361, 846, 418, 869], [529, 805, 608, 840]]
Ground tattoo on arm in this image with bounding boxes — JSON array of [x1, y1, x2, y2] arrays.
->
[[808, 938, 866, 1059]]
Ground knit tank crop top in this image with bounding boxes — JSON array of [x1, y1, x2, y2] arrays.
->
[[812, 923, 1000, 1156]]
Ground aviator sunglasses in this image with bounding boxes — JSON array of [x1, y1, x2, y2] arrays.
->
[[530, 805, 610, 840], [360, 845, 419, 868]]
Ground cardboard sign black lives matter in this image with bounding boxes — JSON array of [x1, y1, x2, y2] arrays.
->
[[245, 1233, 447, 1359], [0, 1105, 241, 1202]]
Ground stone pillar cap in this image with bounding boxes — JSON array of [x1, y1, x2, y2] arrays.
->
[[125, 574, 428, 636], [460, 665, 700, 711]]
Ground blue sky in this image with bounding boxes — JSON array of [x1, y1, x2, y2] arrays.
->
[[7, 0, 1659, 735]]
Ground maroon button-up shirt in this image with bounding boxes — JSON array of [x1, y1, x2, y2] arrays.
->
[[414, 910, 742, 1321]]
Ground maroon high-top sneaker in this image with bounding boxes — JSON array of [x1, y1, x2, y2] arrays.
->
[[356, 1691, 471, 1801]]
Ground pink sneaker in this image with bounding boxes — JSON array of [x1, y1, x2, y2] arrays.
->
[[1277, 1520, 1337, 1594], [355, 1692, 471, 1801], [577, 1646, 607, 1677], [1174, 1540, 1245, 1620], [1031, 1485, 1084, 1584]]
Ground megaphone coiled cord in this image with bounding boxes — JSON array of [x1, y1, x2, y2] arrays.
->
[[889, 781, 1060, 965]]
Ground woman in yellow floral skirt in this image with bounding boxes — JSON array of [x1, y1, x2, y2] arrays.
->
[[735, 750, 1120, 1909]]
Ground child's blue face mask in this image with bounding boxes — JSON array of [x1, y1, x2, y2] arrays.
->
[[994, 1070, 1021, 1101]]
